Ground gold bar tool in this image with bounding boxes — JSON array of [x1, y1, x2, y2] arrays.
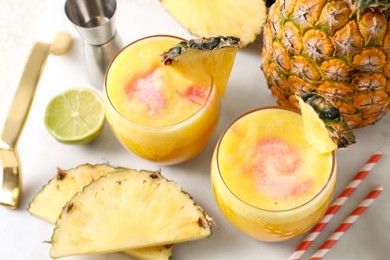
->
[[0, 42, 50, 208]]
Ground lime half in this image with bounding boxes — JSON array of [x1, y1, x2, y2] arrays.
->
[[44, 88, 105, 144]]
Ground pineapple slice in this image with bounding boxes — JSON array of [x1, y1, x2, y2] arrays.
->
[[28, 164, 123, 223], [28, 164, 173, 260], [161, 36, 240, 96], [160, 0, 267, 47], [296, 90, 356, 154], [50, 169, 212, 258]]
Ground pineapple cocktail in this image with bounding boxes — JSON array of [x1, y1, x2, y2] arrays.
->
[[104, 35, 221, 164], [211, 107, 336, 241]]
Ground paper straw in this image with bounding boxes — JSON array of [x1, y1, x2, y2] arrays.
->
[[310, 186, 384, 260], [288, 151, 382, 260]]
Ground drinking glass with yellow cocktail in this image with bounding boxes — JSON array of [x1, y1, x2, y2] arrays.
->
[[104, 35, 239, 164], [211, 98, 356, 241]]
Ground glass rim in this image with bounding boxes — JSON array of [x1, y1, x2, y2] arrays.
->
[[103, 34, 216, 131], [215, 106, 336, 213]]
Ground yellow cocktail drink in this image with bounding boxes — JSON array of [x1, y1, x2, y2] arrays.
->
[[104, 35, 220, 164], [211, 107, 336, 241]]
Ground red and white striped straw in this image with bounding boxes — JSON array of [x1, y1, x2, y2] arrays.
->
[[310, 185, 384, 260], [288, 151, 382, 260]]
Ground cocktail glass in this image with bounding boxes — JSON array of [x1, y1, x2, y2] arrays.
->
[[104, 35, 220, 165], [211, 107, 336, 241]]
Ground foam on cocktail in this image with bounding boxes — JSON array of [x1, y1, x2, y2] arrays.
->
[[252, 137, 312, 198], [218, 108, 333, 211], [106, 37, 212, 127]]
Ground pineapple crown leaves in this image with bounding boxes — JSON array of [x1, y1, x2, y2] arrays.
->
[[296, 90, 356, 149], [160, 36, 240, 65]]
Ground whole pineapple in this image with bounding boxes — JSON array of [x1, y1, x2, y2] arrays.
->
[[261, 0, 390, 128]]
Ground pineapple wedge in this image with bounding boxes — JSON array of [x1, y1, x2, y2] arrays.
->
[[161, 36, 240, 96], [28, 164, 173, 260], [50, 169, 212, 258], [296, 90, 356, 154], [160, 0, 267, 47], [28, 164, 123, 223]]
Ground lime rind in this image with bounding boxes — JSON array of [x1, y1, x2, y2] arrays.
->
[[44, 88, 105, 144]]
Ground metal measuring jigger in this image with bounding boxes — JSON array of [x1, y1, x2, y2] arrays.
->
[[65, 0, 123, 88]]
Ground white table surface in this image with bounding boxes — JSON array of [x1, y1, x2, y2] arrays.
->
[[0, 1, 389, 259]]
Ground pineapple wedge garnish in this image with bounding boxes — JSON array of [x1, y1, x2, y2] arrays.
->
[[28, 164, 173, 260], [161, 36, 240, 96], [296, 90, 356, 154], [50, 169, 212, 258], [160, 0, 267, 47]]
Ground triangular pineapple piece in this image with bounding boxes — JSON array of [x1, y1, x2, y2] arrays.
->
[[50, 169, 212, 258], [161, 36, 240, 96], [28, 164, 173, 260], [296, 90, 356, 154], [161, 0, 267, 47], [28, 164, 123, 223]]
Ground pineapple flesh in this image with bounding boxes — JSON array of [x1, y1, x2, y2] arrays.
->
[[161, 36, 240, 96], [28, 164, 173, 260], [296, 90, 356, 154], [28, 164, 122, 223], [50, 169, 212, 258], [160, 0, 267, 47], [261, 0, 390, 128]]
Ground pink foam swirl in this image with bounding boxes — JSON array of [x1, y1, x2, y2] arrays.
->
[[125, 67, 167, 116], [251, 137, 312, 199]]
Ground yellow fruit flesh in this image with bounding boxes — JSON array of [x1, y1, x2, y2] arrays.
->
[[297, 96, 338, 154], [50, 170, 211, 258], [165, 46, 238, 96], [28, 164, 119, 223], [124, 245, 173, 260], [28, 165, 173, 260], [161, 0, 267, 46]]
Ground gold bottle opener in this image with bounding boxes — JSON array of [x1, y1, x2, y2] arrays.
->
[[0, 42, 50, 208]]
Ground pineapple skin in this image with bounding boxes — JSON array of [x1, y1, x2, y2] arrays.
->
[[160, 36, 240, 64], [261, 0, 390, 128]]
